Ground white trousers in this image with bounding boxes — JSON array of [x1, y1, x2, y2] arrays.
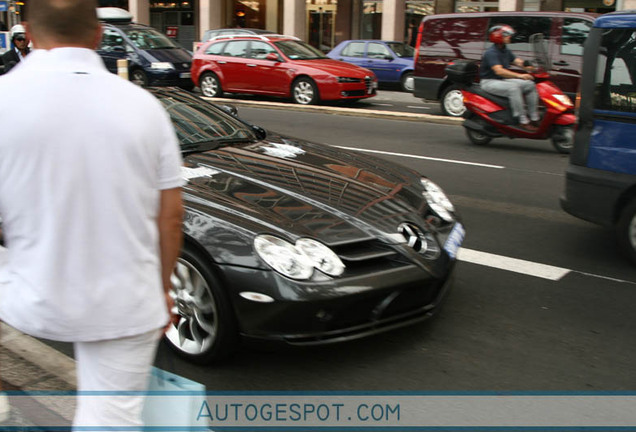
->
[[73, 328, 162, 431]]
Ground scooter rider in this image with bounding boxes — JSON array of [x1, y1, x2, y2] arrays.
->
[[2, 24, 30, 73], [479, 25, 539, 131]]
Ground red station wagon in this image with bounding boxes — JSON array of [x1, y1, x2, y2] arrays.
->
[[191, 35, 378, 105]]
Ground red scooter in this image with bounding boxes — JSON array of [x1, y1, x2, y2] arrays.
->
[[445, 35, 576, 154]]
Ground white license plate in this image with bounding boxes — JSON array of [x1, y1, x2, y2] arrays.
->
[[443, 222, 465, 260], [180, 72, 191, 78]]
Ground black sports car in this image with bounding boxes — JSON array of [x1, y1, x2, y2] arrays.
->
[[154, 88, 465, 363]]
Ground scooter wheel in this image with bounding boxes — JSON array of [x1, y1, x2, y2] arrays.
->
[[466, 127, 492, 146], [551, 125, 574, 154]]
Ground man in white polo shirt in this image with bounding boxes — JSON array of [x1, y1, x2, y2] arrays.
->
[[0, 0, 184, 428]]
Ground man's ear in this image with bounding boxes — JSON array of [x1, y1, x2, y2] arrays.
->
[[24, 22, 35, 47]]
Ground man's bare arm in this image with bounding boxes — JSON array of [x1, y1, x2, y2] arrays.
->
[[158, 187, 184, 326]]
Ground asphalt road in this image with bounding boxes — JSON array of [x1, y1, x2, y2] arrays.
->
[[155, 106, 635, 391]]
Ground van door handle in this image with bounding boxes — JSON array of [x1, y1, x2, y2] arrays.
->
[[553, 60, 569, 66], [247, 64, 257, 67], [216, 60, 227, 64]]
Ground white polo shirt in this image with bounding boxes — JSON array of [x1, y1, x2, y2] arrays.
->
[[0, 48, 183, 342]]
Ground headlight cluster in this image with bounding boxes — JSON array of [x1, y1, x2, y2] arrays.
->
[[420, 179, 456, 222], [254, 235, 345, 280], [337, 77, 361, 83]]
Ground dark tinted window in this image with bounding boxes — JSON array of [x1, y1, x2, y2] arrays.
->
[[561, 18, 592, 56], [487, 17, 551, 52], [100, 28, 124, 50], [594, 28, 636, 113], [422, 18, 487, 58], [342, 42, 365, 57]]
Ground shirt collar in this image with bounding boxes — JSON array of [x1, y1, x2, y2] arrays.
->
[[20, 47, 107, 74]]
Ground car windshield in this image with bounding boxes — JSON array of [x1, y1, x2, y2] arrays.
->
[[274, 40, 328, 60], [157, 96, 258, 151], [123, 27, 179, 49], [386, 42, 414, 58]]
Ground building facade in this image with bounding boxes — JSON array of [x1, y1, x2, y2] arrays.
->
[[2, 0, 636, 53]]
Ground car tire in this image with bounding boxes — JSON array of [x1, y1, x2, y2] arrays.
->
[[200, 72, 223, 98], [551, 125, 574, 154], [400, 72, 414, 92], [164, 242, 238, 364], [617, 198, 636, 265], [130, 69, 148, 87], [465, 126, 492, 146], [440, 84, 466, 117], [292, 77, 319, 105]]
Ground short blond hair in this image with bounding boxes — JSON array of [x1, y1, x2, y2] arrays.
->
[[27, 0, 99, 47]]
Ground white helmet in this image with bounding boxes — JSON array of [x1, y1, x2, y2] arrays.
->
[[10, 24, 26, 40]]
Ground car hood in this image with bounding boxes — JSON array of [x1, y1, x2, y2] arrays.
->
[[144, 48, 192, 64], [182, 133, 430, 246], [292, 58, 374, 77]]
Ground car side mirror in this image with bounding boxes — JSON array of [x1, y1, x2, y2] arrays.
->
[[265, 53, 279, 62], [385, 55, 394, 61]]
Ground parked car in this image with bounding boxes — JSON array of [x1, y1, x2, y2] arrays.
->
[[413, 11, 596, 116], [327, 40, 415, 92], [148, 87, 464, 363], [191, 34, 378, 105], [96, 7, 193, 89]]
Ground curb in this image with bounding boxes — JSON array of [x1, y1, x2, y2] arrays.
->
[[201, 96, 464, 126]]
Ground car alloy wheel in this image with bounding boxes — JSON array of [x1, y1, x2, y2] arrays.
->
[[200, 72, 223, 98], [292, 78, 318, 105], [164, 245, 236, 363]]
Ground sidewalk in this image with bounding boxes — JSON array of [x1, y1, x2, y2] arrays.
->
[[0, 322, 76, 430]]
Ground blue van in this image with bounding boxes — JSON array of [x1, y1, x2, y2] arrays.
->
[[96, 8, 193, 90], [561, 11, 636, 264]]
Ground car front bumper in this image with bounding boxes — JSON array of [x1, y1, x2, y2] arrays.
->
[[220, 260, 455, 345]]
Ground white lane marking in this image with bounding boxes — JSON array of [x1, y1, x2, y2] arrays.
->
[[458, 248, 571, 281], [458, 248, 636, 284], [336, 146, 505, 169], [370, 103, 394, 107], [408, 105, 431, 110]]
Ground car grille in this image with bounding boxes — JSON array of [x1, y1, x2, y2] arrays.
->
[[331, 238, 410, 276], [364, 76, 373, 93]]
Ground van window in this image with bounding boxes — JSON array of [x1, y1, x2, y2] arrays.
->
[[561, 18, 593, 56], [594, 28, 636, 113], [487, 17, 551, 52], [423, 18, 486, 58], [100, 28, 125, 51]]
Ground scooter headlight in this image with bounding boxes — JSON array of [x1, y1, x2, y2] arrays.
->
[[421, 178, 456, 222], [553, 94, 573, 107]]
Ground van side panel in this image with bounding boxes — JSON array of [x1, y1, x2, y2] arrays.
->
[[413, 16, 487, 100], [587, 115, 636, 175]]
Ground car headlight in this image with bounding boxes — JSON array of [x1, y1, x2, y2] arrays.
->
[[254, 235, 345, 280], [150, 62, 175, 70], [337, 77, 360, 83], [421, 178, 455, 222]]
